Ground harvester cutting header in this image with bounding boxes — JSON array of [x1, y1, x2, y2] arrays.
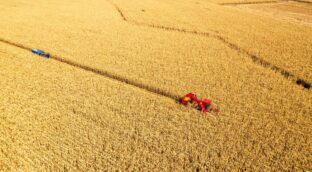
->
[[181, 93, 220, 113]]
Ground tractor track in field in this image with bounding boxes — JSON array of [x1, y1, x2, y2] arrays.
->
[[105, 0, 311, 90], [0, 38, 181, 101], [219, 0, 312, 5], [51, 55, 181, 100], [219, 0, 281, 5], [291, 0, 312, 3]]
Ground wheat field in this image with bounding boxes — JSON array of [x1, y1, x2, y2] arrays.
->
[[0, 0, 311, 171]]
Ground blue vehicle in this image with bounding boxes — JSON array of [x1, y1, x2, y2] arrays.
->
[[31, 49, 50, 58]]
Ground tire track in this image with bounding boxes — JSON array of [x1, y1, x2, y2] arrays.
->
[[107, 0, 220, 35], [0, 38, 32, 51], [291, 0, 312, 4], [51, 55, 180, 100], [105, 0, 311, 90], [132, 21, 216, 36], [107, 0, 126, 21], [0, 38, 181, 101], [219, 0, 312, 5], [219, 0, 281, 5], [214, 35, 311, 89]]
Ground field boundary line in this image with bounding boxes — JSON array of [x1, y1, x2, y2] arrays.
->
[[291, 0, 312, 4], [105, 0, 311, 89], [0, 38, 181, 101], [219, 0, 312, 5], [106, 0, 220, 35], [219, 0, 281, 5]]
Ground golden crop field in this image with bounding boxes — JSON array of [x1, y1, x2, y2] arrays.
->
[[0, 0, 311, 171]]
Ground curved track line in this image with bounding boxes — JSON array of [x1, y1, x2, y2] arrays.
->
[[107, 0, 220, 35], [105, 0, 311, 90], [0, 38, 180, 101]]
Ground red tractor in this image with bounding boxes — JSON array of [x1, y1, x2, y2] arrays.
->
[[181, 93, 219, 113]]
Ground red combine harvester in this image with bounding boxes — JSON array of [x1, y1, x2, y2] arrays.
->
[[181, 93, 220, 113]]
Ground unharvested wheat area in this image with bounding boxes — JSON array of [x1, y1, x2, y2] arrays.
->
[[0, 0, 311, 171]]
